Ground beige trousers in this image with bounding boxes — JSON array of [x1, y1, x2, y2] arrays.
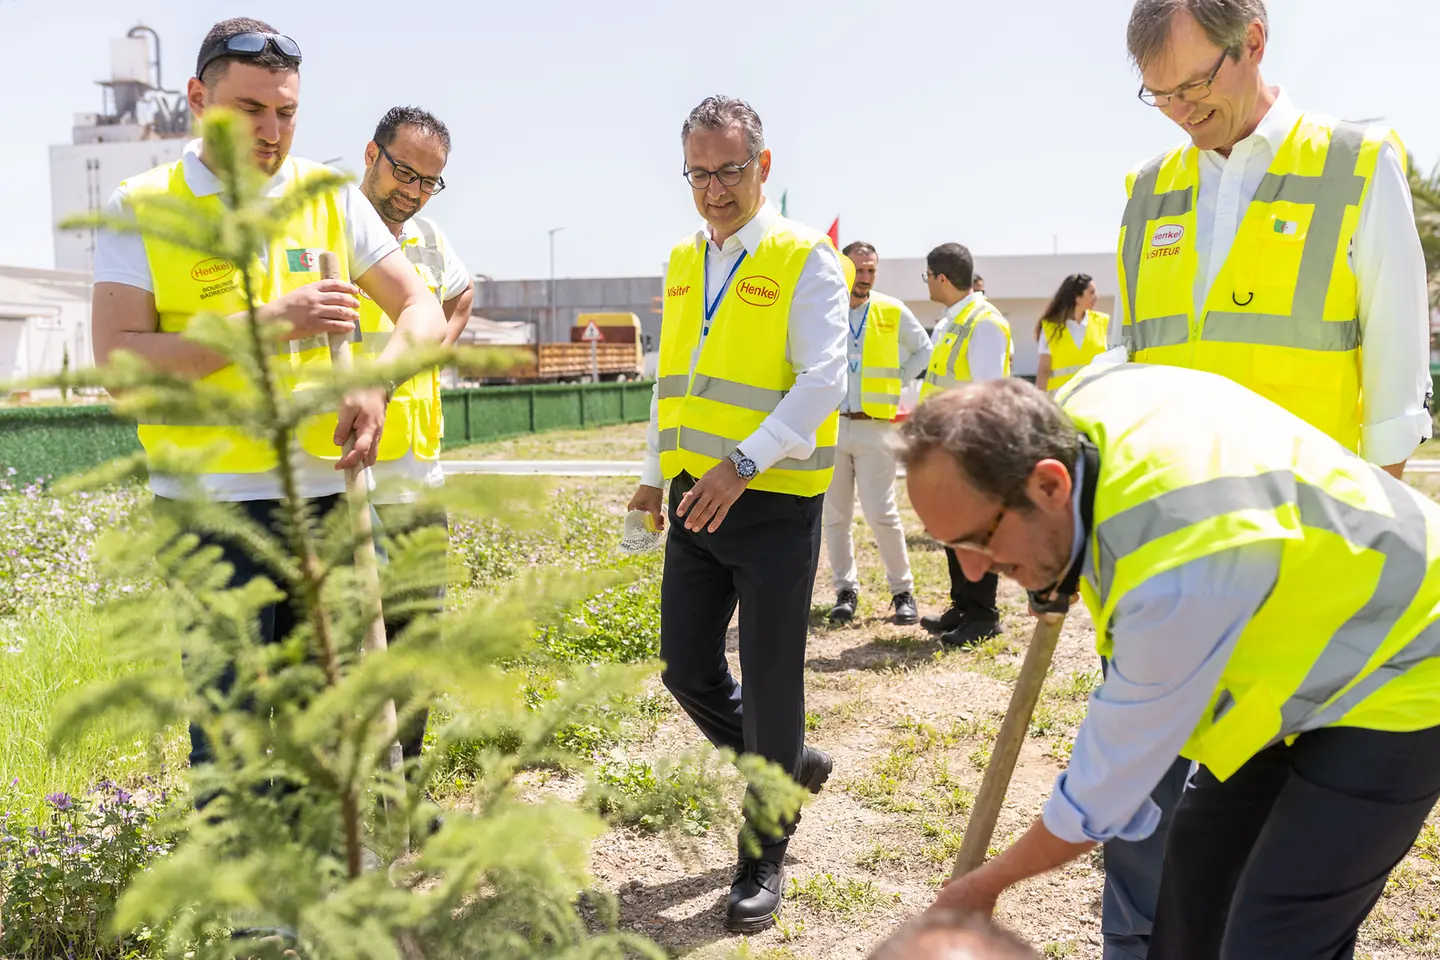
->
[[822, 416, 913, 596]]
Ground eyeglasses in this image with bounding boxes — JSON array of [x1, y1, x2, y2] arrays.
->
[[1138, 50, 1229, 108], [683, 155, 757, 190], [377, 142, 446, 195], [932, 499, 1010, 559], [196, 32, 302, 80], [921, 271, 935, 281]]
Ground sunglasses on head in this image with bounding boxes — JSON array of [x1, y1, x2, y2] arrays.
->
[[196, 32, 302, 79]]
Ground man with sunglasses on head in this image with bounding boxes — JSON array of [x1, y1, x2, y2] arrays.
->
[[626, 95, 847, 934], [90, 18, 448, 784], [1104, 2, 1432, 957], [918, 242, 1012, 651]]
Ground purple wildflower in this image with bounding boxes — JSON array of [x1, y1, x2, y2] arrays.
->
[[45, 792, 75, 811]]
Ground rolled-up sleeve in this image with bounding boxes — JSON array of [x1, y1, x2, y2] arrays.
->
[[641, 380, 663, 488], [1355, 142, 1434, 466], [1042, 541, 1282, 844], [738, 242, 848, 473]]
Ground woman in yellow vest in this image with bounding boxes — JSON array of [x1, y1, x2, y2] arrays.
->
[[1033, 273, 1109, 394], [899, 365, 1440, 955]]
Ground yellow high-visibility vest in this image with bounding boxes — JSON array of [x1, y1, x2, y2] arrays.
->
[[352, 216, 448, 461], [855, 291, 904, 420], [126, 156, 352, 474], [1058, 363, 1440, 782], [656, 218, 839, 497], [1043, 310, 1110, 394], [1116, 114, 1404, 453], [921, 298, 1012, 401]]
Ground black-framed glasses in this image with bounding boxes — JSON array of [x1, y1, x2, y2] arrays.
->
[[683, 154, 757, 190], [931, 498, 1011, 558], [377, 142, 446, 195], [196, 32, 302, 79], [1137, 49, 1229, 107]]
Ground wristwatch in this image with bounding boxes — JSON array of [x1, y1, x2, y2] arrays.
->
[[728, 448, 758, 481]]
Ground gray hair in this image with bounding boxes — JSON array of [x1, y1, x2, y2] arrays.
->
[[1127, 0, 1268, 68], [680, 96, 766, 156], [897, 380, 1079, 507]]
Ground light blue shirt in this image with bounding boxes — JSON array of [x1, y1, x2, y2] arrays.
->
[[1040, 460, 1284, 845]]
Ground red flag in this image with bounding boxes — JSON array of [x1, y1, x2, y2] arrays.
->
[[827, 217, 840, 248]]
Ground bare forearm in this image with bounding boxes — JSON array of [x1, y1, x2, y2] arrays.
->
[[96, 330, 230, 381], [1383, 462, 1407, 480], [967, 818, 1094, 896], [441, 286, 474, 348]]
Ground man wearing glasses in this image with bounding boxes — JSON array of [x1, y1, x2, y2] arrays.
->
[[90, 18, 447, 783], [627, 95, 847, 934], [1108, 1, 1432, 956], [357, 106, 473, 777], [918, 243, 1012, 650]]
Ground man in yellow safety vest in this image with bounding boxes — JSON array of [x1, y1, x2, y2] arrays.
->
[[905, 365, 1440, 956]]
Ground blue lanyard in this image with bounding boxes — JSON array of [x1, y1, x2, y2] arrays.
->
[[704, 251, 748, 335], [849, 302, 870, 343]]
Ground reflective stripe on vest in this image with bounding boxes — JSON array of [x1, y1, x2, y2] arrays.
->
[[857, 293, 904, 419], [922, 301, 1011, 399], [655, 217, 840, 497], [1116, 116, 1395, 452], [1044, 310, 1110, 394]]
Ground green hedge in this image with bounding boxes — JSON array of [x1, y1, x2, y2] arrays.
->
[[0, 381, 654, 487]]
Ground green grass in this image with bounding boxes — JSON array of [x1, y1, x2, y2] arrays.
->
[[785, 873, 901, 917], [443, 420, 648, 461], [0, 607, 185, 826]]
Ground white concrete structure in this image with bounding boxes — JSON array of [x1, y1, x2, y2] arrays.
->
[[870, 251, 1118, 379], [0, 267, 92, 389]]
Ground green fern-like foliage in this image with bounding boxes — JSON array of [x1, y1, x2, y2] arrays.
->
[[33, 110, 803, 959]]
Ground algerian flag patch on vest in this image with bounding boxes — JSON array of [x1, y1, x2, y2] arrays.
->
[[285, 248, 325, 272], [1273, 219, 1300, 236]]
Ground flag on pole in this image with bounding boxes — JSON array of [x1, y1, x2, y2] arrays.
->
[[780, 190, 788, 217], [827, 217, 840, 248]]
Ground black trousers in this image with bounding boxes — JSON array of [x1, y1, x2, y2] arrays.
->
[[946, 545, 999, 622], [1150, 724, 1440, 959], [658, 473, 823, 858]]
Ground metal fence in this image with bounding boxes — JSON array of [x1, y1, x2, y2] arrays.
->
[[0, 381, 655, 486]]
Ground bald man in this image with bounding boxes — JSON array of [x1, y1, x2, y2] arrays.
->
[[869, 910, 1038, 960]]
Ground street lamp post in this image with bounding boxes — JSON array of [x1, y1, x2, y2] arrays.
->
[[548, 227, 565, 343]]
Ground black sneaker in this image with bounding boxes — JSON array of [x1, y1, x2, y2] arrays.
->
[[921, 606, 963, 635], [797, 745, 833, 794], [940, 618, 1001, 650], [725, 857, 785, 933], [828, 589, 858, 623], [892, 592, 919, 625]]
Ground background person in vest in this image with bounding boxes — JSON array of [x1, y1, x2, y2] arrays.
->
[[825, 241, 932, 626], [1108, 1, 1433, 953], [917, 243, 1012, 650], [90, 18, 449, 776], [626, 95, 847, 933], [972, 276, 985, 298], [1034, 274, 1109, 394], [903, 367, 1440, 956], [357, 105, 473, 774]]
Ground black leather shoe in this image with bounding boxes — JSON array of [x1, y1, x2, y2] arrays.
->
[[828, 589, 858, 623], [892, 591, 919, 625], [726, 857, 785, 933], [921, 606, 963, 635], [940, 618, 1001, 650], [797, 745, 833, 794]]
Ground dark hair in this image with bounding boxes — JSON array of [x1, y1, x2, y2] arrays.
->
[[898, 379, 1079, 507], [373, 106, 452, 154], [868, 909, 1039, 960], [1035, 273, 1094, 342], [1127, 0, 1268, 69], [973, 274, 985, 285], [197, 18, 294, 86], [843, 241, 877, 259], [681, 96, 765, 156], [926, 243, 974, 292]]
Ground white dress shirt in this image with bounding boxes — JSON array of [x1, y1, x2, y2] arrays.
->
[[1037, 317, 1089, 356], [840, 298, 932, 414], [94, 139, 400, 502], [930, 292, 1010, 383], [642, 200, 849, 487], [1114, 88, 1432, 465]]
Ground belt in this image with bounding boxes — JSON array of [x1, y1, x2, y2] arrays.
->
[[840, 411, 875, 420]]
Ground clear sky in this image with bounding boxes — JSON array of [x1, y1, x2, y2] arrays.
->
[[2, 0, 1437, 280]]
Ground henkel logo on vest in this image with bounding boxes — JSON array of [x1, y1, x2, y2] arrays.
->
[[735, 275, 780, 307], [1150, 224, 1185, 247], [190, 258, 236, 283]]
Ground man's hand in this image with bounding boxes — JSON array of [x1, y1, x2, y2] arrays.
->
[[928, 872, 1000, 918], [335, 386, 387, 470], [628, 484, 666, 533], [263, 279, 361, 342], [675, 460, 751, 533]]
